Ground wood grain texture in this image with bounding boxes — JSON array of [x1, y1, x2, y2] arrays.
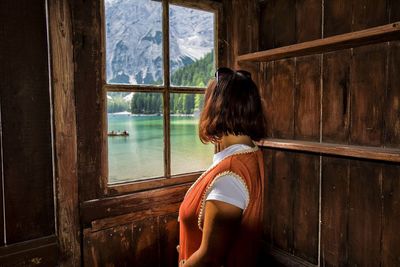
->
[[270, 150, 295, 252], [382, 164, 400, 267], [72, 0, 106, 201], [0, 0, 55, 244], [322, 50, 351, 143], [259, 0, 275, 50], [385, 41, 400, 148], [0, 110, 3, 246], [159, 213, 180, 267], [47, 0, 80, 265], [257, 139, 400, 163], [391, 0, 400, 22], [259, 62, 274, 138], [321, 157, 349, 267], [324, 0, 352, 37], [272, 59, 295, 139], [294, 55, 321, 141], [296, 0, 321, 42], [273, 0, 296, 48], [350, 44, 386, 147], [348, 160, 382, 267], [352, 0, 389, 31], [237, 22, 400, 62], [292, 153, 319, 264], [262, 148, 273, 245]]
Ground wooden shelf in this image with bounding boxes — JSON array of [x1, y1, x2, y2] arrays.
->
[[237, 22, 400, 62], [257, 139, 400, 163]]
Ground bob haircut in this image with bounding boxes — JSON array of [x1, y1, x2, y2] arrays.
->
[[199, 68, 267, 144]]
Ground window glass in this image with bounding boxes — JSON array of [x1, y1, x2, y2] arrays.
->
[[107, 92, 164, 183], [169, 5, 215, 87], [170, 93, 213, 175], [105, 0, 163, 85]]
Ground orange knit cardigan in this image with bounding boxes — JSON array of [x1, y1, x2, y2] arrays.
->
[[178, 146, 265, 267]]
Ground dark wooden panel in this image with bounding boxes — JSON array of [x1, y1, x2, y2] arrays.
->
[[294, 55, 320, 141], [292, 153, 319, 264], [385, 41, 400, 148], [322, 50, 351, 143], [270, 150, 295, 252], [0, 113, 3, 246], [321, 157, 349, 267], [350, 44, 386, 147], [259, 0, 275, 50], [262, 148, 274, 244], [391, 0, 400, 22], [273, 0, 296, 47], [72, 0, 105, 201], [348, 160, 382, 266], [259, 62, 274, 138], [272, 59, 295, 139], [84, 224, 135, 266], [324, 0, 352, 37], [296, 0, 321, 42], [159, 213, 179, 267], [0, 0, 55, 244], [352, 0, 389, 31], [382, 163, 400, 267], [0, 236, 58, 267]]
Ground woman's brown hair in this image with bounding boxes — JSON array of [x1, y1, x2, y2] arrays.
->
[[199, 68, 267, 143]]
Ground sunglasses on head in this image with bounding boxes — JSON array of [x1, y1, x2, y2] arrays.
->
[[215, 67, 251, 83]]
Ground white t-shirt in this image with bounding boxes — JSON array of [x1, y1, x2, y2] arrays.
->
[[205, 144, 250, 210]]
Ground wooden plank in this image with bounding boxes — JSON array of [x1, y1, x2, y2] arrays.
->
[[382, 163, 400, 266], [391, 0, 400, 22], [259, 0, 275, 50], [347, 160, 382, 266], [385, 41, 400, 148], [47, 0, 80, 265], [83, 223, 135, 266], [350, 44, 386, 146], [237, 22, 400, 62], [292, 153, 319, 264], [256, 139, 400, 163], [294, 55, 321, 141], [259, 62, 274, 138], [322, 50, 351, 143], [296, 0, 321, 42], [0, 108, 3, 246], [321, 157, 349, 267], [0, 236, 58, 266], [324, 0, 352, 37], [131, 217, 159, 267], [265, 247, 318, 267], [0, 0, 55, 244], [158, 213, 180, 267], [81, 184, 189, 224], [272, 59, 295, 139], [273, 0, 296, 48], [270, 150, 295, 252], [352, 0, 389, 31], [72, 0, 105, 200], [262, 148, 273, 244]]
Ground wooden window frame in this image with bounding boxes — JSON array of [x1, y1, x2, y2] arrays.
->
[[101, 0, 224, 196]]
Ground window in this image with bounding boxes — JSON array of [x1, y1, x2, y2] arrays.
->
[[104, 0, 218, 185]]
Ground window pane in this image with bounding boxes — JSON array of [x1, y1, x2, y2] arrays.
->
[[170, 93, 213, 175], [169, 5, 215, 87], [108, 92, 164, 183], [105, 0, 163, 85]]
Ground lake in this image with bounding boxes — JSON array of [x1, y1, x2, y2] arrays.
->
[[107, 114, 214, 183]]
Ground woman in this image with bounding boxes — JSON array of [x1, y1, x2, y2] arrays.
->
[[178, 67, 267, 267]]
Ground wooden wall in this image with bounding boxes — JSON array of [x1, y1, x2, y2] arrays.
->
[[254, 0, 400, 266], [0, 0, 58, 265]]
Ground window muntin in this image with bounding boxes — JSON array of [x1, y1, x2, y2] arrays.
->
[[104, 0, 217, 185]]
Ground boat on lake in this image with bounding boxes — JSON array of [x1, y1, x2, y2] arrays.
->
[[108, 130, 129, 137]]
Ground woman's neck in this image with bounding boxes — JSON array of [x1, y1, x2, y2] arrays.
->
[[219, 134, 254, 151]]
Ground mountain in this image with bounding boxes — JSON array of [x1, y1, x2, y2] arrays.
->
[[105, 0, 214, 85]]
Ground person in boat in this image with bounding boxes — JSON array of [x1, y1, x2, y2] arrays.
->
[[178, 67, 267, 267]]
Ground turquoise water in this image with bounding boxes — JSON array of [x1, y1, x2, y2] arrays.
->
[[107, 114, 214, 183]]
